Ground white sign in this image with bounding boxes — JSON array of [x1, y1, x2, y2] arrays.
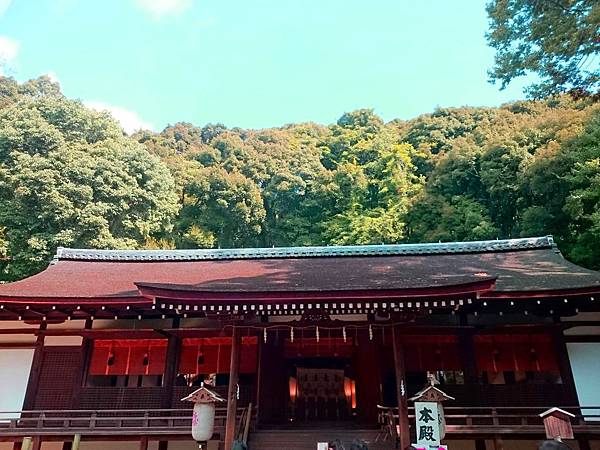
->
[[317, 443, 328, 450], [412, 445, 447, 450], [415, 401, 441, 447]]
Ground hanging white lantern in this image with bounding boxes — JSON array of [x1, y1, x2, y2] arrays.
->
[[181, 386, 225, 443]]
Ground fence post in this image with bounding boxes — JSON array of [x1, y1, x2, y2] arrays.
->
[[72, 433, 81, 450]]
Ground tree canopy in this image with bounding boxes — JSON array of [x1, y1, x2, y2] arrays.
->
[[486, 0, 600, 98], [1, 75, 599, 280]]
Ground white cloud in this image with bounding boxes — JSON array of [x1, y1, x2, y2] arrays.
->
[[0, 35, 18, 76], [134, 0, 192, 18], [84, 101, 154, 135], [0, 0, 12, 17]]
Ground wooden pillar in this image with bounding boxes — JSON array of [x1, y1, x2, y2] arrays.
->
[[22, 322, 47, 410], [158, 318, 181, 450], [493, 435, 504, 450], [254, 331, 263, 426], [161, 332, 182, 407], [12, 441, 22, 450], [72, 434, 81, 450], [71, 319, 93, 408], [475, 439, 486, 450], [578, 437, 592, 450], [31, 437, 41, 450], [139, 436, 149, 450], [256, 335, 286, 425], [224, 326, 242, 450], [62, 441, 72, 450], [551, 325, 579, 405], [392, 325, 410, 450], [458, 329, 478, 385]]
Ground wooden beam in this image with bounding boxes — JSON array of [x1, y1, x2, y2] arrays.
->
[[224, 326, 241, 450], [392, 325, 410, 450], [139, 437, 149, 450]]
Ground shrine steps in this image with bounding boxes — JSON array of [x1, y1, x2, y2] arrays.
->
[[248, 429, 394, 450]]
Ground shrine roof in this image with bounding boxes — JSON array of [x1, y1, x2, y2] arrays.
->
[[0, 236, 599, 302]]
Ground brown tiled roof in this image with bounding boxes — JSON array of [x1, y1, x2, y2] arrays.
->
[[0, 236, 598, 302]]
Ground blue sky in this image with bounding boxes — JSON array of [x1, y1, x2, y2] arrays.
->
[[0, 0, 531, 132]]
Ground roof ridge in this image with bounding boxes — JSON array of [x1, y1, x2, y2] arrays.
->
[[53, 236, 555, 262]]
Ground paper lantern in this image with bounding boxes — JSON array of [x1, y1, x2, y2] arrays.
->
[[181, 387, 225, 442]]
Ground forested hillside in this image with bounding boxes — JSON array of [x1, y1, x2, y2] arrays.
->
[[1, 75, 599, 281]]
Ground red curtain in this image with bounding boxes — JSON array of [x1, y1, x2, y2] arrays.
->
[[401, 335, 461, 371], [178, 337, 258, 375], [475, 334, 558, 372], [89, 339, 167, 375]]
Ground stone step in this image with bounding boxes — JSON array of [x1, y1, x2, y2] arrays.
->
[[248, 430, 395, 450]]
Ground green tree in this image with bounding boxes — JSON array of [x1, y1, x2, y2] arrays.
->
[[0, 96, 179, 280], [176, 167, 266, 248], [486, 0, 600, 97]]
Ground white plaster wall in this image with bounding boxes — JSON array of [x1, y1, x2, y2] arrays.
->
[[567, 342, 600, 418], [0, 348, 34, 416]]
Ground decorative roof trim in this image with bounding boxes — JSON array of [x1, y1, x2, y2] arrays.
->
[[53, 236, 555, 262]]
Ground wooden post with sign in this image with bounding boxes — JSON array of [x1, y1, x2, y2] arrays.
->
[[410, 374, 454, 449], [540, 408, 575, 442]]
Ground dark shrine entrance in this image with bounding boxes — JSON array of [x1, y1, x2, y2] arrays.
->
[[287, 357, 355, 423], [285, 337, 357, 425], [257, 329, 384, 429]]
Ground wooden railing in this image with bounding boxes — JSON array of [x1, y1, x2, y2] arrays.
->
[[0, 407, 249, 437], [377, 406, 600, 436], [2, 406, 600, 438]]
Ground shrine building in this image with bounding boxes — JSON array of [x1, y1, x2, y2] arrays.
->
[[0, 236, 600, 450]]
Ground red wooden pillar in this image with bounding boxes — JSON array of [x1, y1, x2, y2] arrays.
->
[[71, 319, 94, 408], [392, 325, 410, 450], [159, 318, 181, 450], [458, 330, 478, 385], [354, 329, 381, 424], [22, 322, 47, 410], [254, 331, 264, 426], [552, 326, 579, 405], [139, 436, 149, 450], [31, 436, 42, 450], [224, 326, 241, 450]]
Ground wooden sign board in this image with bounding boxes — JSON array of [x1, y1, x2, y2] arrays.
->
[[415, 401, 441, 447], [540, 408, 575, 441]]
